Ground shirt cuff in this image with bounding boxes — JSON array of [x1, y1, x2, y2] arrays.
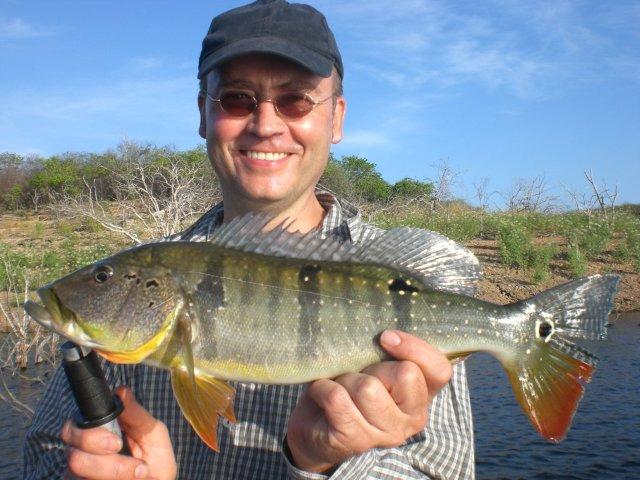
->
[[282, 437, 336, 479]]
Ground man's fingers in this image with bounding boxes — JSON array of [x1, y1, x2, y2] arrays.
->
[[61, 420, 123, 455], [115, 386, 159, 441], [379, 330, 453, 392], [305, 378, 379, 446], [333, 373, 403, 435], [66, 447, 149, 480], [361, 360, 429, 417]]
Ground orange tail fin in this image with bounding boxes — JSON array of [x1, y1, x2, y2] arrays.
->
[[504, 274, 618, 442]]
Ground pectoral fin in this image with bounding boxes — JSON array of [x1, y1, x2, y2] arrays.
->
[[170, 368, 236, 451]]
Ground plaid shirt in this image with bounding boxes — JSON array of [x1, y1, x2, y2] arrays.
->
[[24, 191, 475, 479]]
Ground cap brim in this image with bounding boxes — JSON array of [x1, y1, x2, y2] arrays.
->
[[198, 36, 334, 79]]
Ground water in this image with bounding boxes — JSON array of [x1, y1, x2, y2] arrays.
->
[[1, 316, 639, 479], [0, 363, 54, 480]]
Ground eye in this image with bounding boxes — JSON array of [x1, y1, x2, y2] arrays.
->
[[93, 265, 114, 283]]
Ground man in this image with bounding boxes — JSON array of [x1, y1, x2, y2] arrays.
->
[[24, 1, 475, 478]]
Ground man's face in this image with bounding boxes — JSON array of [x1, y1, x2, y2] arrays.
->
[[198, 54, 346, 208]]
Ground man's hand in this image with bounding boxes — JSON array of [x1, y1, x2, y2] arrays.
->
[[62, 386, 177, 480], [286, 330, 453, 474]]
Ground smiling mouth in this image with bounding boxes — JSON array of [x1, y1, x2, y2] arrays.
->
[[240, 150, 290, 161]]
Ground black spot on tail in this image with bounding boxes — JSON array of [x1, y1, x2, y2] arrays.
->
[[539, 321, 553, 338]]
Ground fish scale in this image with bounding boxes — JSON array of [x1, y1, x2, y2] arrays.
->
[[24, 214, 619, 451]]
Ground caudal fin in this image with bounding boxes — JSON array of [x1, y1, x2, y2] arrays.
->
[[505, 274, 619, 442]]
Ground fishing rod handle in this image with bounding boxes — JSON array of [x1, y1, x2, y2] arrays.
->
[[61, 341, 131, 456]]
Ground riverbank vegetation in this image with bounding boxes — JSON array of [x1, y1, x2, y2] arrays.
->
[[1, 142, 639, 382]]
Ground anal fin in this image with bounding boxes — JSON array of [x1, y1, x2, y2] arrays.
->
[[171, 368, 236, 451], [505, 337, 597, 443]]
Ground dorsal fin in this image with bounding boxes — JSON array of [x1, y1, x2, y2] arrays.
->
[[209, 214, 481, 296], [354, 227, 481, 296]]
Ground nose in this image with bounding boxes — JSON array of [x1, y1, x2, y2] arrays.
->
[[246, 100, 287, 138]]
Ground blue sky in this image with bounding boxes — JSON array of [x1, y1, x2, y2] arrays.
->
[[1, 0, 639, 206]]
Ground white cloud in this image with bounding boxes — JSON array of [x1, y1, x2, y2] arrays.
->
[[316, 0, 640, 100], [127, 57, 165, 71], [0, 18, 51, 39], [341, 129, 394, 149]]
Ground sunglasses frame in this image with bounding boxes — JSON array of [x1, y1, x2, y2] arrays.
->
[[206, 91, 334, 120]]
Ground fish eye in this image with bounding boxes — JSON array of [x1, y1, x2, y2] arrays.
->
[[93, 265, 114, 283]]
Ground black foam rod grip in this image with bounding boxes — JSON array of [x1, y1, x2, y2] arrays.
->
[[62, 348, 116, 422]]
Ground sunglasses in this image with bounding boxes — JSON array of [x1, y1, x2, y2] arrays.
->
[[206, 91, 333, 120]]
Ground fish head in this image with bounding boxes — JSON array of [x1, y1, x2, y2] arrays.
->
[[24, 246, 182, 362]]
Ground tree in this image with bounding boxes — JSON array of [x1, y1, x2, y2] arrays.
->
[[339, 155, 391, 202], [29, 156, 83, 197], [319, 153, 354, 199], [584, 169, 618, 222], [429, 159, 462, 213], [390, 178, 433, 201]]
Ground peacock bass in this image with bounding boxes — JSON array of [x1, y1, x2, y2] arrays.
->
[[24, 214, 619, 450]]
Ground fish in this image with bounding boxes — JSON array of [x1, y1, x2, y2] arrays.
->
[[24, 214, 619, 451]]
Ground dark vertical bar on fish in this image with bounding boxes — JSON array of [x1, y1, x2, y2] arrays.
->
[[194, 254, 226, 357], [297, 264, 322, 359], [389, 278, 417, 332]]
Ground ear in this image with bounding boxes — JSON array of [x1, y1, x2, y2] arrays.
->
[[198, 93, 207, 139], [331, 96, 346, 144]]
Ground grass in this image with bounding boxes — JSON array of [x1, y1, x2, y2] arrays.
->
[[0, 239, 114, 293], [32, 222, 45, 239], [568, 245, 588, 277], [614, 228, 640, 273]]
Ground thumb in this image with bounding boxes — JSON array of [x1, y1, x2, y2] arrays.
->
[[116, 386, 159, 441], [379, 330, 453, 390]]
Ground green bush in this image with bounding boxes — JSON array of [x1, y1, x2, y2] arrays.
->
[[498, 222, 532, 268], [3, 184, 24, 210], [569, 222, 611, 260], [0, 243, 30, 290], [528, 244, 557, 283], [56, 220, 78, 236], [568, 245, 588, 277], [29, 157, 83, 196], [430, 214, 482, 243], [390, 178, 433, 200], [614, 228, 640, 273]]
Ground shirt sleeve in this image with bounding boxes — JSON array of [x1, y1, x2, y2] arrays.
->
[[22, 360, 126, 479], [284, 363, 475, 480]]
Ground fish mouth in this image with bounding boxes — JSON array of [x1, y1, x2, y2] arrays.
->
[[23, 287, 102, 348]]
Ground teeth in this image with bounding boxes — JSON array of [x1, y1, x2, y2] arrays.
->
[[245, 151, 288, 161]]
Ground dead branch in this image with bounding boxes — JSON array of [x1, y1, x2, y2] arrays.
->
[[584, 169, 619, 221], [501, 175, 558, 213], [53, 151, 220, 244]]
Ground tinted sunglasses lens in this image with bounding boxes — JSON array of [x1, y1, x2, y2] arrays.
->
[[275, 93, 314, 118], [219, 93, 256, 116]]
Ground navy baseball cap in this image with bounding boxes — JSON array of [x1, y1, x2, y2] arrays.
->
[[198, 0, 343, 80]]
